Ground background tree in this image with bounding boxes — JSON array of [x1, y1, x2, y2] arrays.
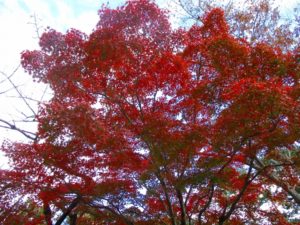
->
[[0, 0, 299, 224], [172, 0, 297, 50]]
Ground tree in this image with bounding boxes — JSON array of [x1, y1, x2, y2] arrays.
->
[[1, 0, 300, 224], [173, 0, 296, 50]]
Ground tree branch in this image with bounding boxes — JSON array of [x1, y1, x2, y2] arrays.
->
[[198, 183, 215, 225], [54, 195, 81, 225], [0, 119, 36, 140], [218, 159, 255, 225]]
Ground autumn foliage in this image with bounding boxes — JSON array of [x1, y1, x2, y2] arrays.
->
[[1, 0, 300, 224]]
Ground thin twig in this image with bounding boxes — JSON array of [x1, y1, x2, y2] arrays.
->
[[0, 119, 36, 140], [0, 67, 37, 116]]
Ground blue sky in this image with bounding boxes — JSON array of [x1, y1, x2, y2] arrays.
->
[[12, 0, 126, 19], [0, 0, 124, 34]]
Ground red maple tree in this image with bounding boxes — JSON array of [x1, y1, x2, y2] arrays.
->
[[1, 0, 299, 224]]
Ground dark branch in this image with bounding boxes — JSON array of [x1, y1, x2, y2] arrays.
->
[[54, 195, 81, 225], [0, 119, 36, 140]]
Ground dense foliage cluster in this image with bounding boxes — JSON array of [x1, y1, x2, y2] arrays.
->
[[1, 0, 299, 224]]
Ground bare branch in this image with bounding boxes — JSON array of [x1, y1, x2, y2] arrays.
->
[[28, 13, 42, 39], [0, 119, 36, 140], [0, 67, 37, 117]]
